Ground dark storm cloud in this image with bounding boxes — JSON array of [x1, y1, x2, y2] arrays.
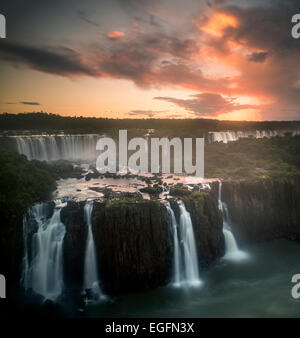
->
[[200, 0, 300, 118], [115, 0, 160, 12], [220, 1, 300, 54], [0, 0, 226, 92], [207, 0, 229, 7], [1, 0, 300, 119], [97, 31, 201, 86], [78, 9, 101, 28], [0, 41, 97, 77], [248, 52, 269, 63], [5, 101, 40, 105], [155, 93, 256, 116], [0, 30, 212, 90], [20, 101, 41, 105]]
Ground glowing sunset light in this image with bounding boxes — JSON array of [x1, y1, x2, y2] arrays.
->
[[0, 1, 299, 121], [197, 13, 238, 37], [107, 31, 125, 38]]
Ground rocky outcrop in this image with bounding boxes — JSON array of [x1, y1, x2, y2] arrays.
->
[[92, 199, 173, 295], [170, 191, 224, 268], [48, 160, 84, 180], [61, 201, 87, 289], [222, 178, 300, 244]]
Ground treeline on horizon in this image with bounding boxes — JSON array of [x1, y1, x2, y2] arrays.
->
[[0, 112, 300, 135]]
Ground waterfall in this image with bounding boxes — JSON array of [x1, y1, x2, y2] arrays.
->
[[166, 203, 182, 287], [83, 200, 103, 301], [22, 200, 66, 301], [208, 130, 287, 144], [179, 203, 201, 286], [14, 135, 100, 162], [166, 202, 202, 287], [218, 181, 247, 261]]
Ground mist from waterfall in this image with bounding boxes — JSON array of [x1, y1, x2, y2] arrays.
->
[[83, 200, 104, 301], [218, 181, 248, 261], [166, 202, 202, 287], [22, 200, 66, 301], [15, 135, 100, 162]]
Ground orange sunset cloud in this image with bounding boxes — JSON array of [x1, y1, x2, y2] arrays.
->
[[106, 31, 125, 38], [0, 0, 299, 120]]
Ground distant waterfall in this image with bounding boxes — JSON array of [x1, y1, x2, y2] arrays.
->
[[218, 181, 247, 261], [208, 130, 300, 144], [22, 200, 66, 301], [14, 135, 100, 161], [166, 202, 201, 287], [83, 201, 103, 301]]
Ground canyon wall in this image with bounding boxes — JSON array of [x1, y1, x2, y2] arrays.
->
[[92, 200, 173, 294], [11, 178, 300, 300], [222, 178, 300, 244], [61, 201, 87, 290], [60, 192, 224, 295]]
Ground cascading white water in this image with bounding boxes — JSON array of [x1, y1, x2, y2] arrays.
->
[[15, 134, 100, 162], [179, 203, 201, 286], [218, 181, 247, 261], [83, 200, 103, 301], [22, 200, 67, 300], [166, 202, 182, 287], [166, 201, 202, 287], [207, 130, 300, 144]]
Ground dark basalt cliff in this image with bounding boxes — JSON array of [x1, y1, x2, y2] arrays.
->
[[61, 201, 87, 289], [222, 178, 300, 244], [59, 193, 225, 295], [10, 177, 299, 301], [92, 200, 173, 295], [183, 192, 224, 267], [0, 213, 24, 300]]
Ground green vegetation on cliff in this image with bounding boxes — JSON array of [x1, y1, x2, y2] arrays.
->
[[205, 135, 300, 180], [0, 148, 56, 219], [169, 186, 192, 197], [0, 148, 56, 289]]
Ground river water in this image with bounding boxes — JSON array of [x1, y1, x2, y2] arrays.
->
[[84, 240, 300, 318]]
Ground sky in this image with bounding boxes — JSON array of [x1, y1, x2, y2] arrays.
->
[[0, 0, 300, 121]]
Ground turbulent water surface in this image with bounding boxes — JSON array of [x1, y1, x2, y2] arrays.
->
[[84, 240, 300, 318]]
